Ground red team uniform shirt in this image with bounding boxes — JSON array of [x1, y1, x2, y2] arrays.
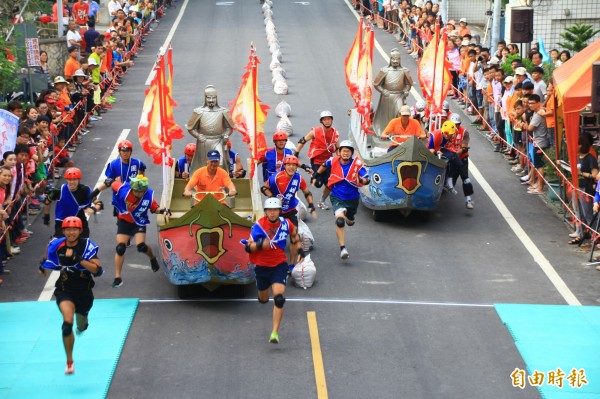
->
[[249, 216, 296, 267]]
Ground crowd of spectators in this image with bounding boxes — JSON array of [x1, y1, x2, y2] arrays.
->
[[353, 0, 600, 254], [0, 0, 167, 283]]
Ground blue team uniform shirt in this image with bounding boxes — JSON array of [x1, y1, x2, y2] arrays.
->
[[324, 157, 368, 200]]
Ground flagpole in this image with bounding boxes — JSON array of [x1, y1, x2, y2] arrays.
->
[[156, 52, 169, 207], [251, 46, 258, 162]]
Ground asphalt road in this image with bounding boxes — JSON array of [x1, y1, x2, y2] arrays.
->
[[2, 0, 599, 398]]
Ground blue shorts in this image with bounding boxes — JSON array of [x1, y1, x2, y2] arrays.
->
[[533, 149, 545, 169], [255, 262, 288, 291]]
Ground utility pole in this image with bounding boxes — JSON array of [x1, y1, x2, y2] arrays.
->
[[490, 0, 501, 56]]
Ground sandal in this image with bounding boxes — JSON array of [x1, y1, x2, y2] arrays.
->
[[569, 237, 583, 245]]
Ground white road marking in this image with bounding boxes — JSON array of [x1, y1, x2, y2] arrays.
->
[[140, 298, 494, 307], [360, 281, 395, 285], [128, 263, 151, 270], [344, 0, 581, 306], [216, 1, 235, 4], [145, 0, 191, 85], [358, 260, 391, 265], [295, 1, 310, 4], [38, 129, 132, 302]]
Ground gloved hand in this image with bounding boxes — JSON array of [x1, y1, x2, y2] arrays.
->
[[93, 265, 104, 277], [158, 208, 172, 216], [312, 173, 323, 188], [104, 178, 115, 187], [240, 239, 251, 253]]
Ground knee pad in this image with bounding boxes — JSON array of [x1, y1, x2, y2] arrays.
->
[[335, 217, 345, 228], [62, 321, 73, 337], [273, 294, 286, 309], [258, 297, 269, 304], [116, 243, 126, 256], [137, 242, 148, 253]]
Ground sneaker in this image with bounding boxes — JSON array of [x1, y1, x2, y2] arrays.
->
[[65, 361, 75, 375], [105, 96, 117, 103], [112, 277, 123, 288], [569, 232, 579, 238], [466, 200, 474, 209], [269, 331, 279, 344], [79, 129, 89, 136], [10, 246, 20, 255], [150, 257, 160, 272], [22, 229, 34, 235], [520, 175, 530, 182], [511, 166, 523, 173], [340, 248, 349, 260], [89, 115, 101, 121], [317, 201, 330, 210]]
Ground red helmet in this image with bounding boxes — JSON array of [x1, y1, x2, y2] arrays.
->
[[184, 143, 196, 156], [62, 216, 83, 229], [64, 167, 82, 179], [283, 155, 299, 165], [118, 140, 133, 151], [273, 131, 288, 142]]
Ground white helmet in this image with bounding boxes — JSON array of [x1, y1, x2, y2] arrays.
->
[[416, 100, 426, 112], [443, 100, 449, 110], [264, 197, 282, 209], [338, 140, 354, 153], [449, 113, 461, 125], [319, 110, 334, 121]]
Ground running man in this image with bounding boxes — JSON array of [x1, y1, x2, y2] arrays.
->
[[261, 155, 316, 228], [295, 111, 340, 210], [243, 197, 305, 344], [313, 140, 369, 260], [39, 216, 104, 375], [175, 143, 196, 179], [111, 175, 169, 287], [44, 167, 103, 238]]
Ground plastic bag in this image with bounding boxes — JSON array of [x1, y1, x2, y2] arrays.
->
[[274, 80, 288, 95], [275, 99, 291, 117], [298, 219, 314, 252], [276, 115, 293, 136], [297, 198, 307, 221], [291, 254, 316, 289]]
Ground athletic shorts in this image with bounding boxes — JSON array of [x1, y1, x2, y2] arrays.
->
[[330, 195, 359, 222], [512, 129, 523, 145], [116, 218, 147, 236], [281, 209, 298, 228], [55, 289, 94, 316], [255, 262, 288, 291], [533, 149, 545, 169]]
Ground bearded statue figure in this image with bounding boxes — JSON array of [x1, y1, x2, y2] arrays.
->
[[372, 49, 414, 136], [185, 85, 235, 172]]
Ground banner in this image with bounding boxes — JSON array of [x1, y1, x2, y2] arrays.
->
[[356, 26, 374, 134], [230, 47, 269, 174], [0, 109, 19, 155], [418, 24, 451, 114], [345, 19, 363, 105]]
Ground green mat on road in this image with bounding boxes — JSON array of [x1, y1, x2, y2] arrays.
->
[[0, 299, 138, 399], [495, 304, 600, 399]]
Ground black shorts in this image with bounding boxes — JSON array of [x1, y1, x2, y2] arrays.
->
[[330, 195, 359, 221], [255, 262, 288, 291], [55, 289, 94, 316], [116, 218, 147, 236], [281, 209, 298, 227]]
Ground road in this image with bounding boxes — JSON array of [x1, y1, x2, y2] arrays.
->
[[2, 0, 598, 398]]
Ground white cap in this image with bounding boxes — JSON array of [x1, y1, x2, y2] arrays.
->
[[515, 66, 527, 76], [503, 76, 514, 83], [489, 56, 500, 65], [459, 17, 467, 23], [87, 58, 99, 66]]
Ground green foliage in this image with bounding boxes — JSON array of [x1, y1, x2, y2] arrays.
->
[[500, 53, 533, 75], [0, 37, 19, 95], [558, 23, 600, 53]]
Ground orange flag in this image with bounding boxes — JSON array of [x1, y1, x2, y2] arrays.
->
[[356, 26, 374, 134], [138, 51, 183, 165], [345, 19, 363, 104], [230, 47, 269, 173], [418, 24, 451, 114]]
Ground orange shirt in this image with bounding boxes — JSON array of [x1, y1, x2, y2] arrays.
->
[[64, 57, 81, 79], [188, 166, 232, 204], [545, 94, 556, 128], [383, 117, 425, 146]]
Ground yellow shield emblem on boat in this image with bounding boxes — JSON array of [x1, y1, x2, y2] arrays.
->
[[195, 227, 226, 264], [395, 161, 422, 194]]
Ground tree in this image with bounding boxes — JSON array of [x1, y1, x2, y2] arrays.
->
[[0, 37, 19, 99], [558, 23, 600, 53]]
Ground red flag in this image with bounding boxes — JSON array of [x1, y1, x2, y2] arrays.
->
[[345, 19, 363, 104], [418, 24, 451, 114], [230, 47, 269, 176], [356, 27, 374, 134]]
